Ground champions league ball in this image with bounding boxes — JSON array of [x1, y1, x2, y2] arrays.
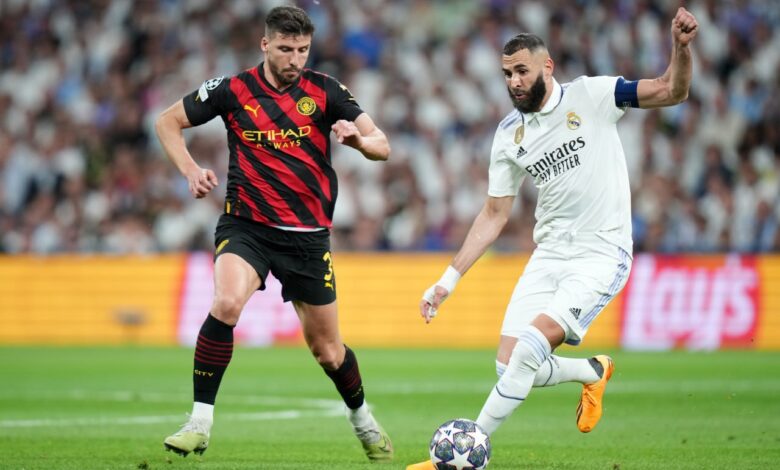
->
[[429, 418, 491, 470]]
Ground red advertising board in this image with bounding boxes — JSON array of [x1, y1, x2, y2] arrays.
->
[[621, 255, 759, 350], [177, 253, 301, 346]]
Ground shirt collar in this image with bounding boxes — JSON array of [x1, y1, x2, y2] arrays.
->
[[525, 78, 562, 122]]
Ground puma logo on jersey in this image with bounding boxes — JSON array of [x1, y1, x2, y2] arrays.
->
[[244, 104, 261, 118]]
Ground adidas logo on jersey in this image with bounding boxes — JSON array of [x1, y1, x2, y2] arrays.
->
[[569, 307, 582, 319], [516, 146, 527, 159]]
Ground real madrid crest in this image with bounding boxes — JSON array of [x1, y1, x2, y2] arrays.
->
[[514, 124, 524, 144], [566, 111, 582, 130], [296, 97, 316, 116]]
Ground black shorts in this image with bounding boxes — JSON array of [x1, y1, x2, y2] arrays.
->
[[213, 214, 336, 305]]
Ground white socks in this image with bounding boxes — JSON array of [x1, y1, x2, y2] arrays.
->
[[477, 326, 551, 435], [496, 355, 602, 386], [533, 355, 601, 386], [191, 402, 214, 423], [347, 402, 374, 429]]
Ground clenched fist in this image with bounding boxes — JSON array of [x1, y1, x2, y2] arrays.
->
[[671, 7, 698, 46]]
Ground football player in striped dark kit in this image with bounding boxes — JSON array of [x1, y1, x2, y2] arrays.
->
[[155, 5, 392, 462]]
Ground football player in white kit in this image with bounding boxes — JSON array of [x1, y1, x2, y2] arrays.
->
[[408, 7, 698, 469]]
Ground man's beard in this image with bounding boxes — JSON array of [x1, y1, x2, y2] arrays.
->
[[508, 72, 546, 113], [270, 63, 301, 87]]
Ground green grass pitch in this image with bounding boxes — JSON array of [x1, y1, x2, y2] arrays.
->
[[1, 346, 778, 469]]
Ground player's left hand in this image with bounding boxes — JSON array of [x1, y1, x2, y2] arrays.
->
[[671, 7, 698, 46], [331, 119, 363, 149]]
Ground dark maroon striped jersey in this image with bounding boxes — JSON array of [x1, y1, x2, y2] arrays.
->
[[182, 64, 364, 229]]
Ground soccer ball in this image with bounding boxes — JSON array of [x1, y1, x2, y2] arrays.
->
[[429, 418, 491, 470]]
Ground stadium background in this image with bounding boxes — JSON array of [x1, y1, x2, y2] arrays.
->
[[0, 0, 778, 350]]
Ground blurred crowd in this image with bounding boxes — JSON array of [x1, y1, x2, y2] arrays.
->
[[1, 0, 778, 254]]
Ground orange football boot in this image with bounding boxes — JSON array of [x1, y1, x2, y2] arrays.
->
[[576, 355, 614, 433], [406, 460, 436, 470]]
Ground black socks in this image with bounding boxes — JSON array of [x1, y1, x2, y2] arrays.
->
[[193, 314, 234, 405], [324, 345, 365, 409]]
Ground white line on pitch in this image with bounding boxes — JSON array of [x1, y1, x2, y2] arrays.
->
[[0, 390, 343, 409], [372, 379, 780, 394], [0, 408, 344, 429]]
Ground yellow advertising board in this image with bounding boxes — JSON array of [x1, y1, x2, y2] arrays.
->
[[0, 255, 183, 344], [0, 253, 777, 349], [757, 255, 780, 349], [334, 252, 621, 349]]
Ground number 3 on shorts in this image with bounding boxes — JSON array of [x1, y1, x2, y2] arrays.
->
[[323, 251, 334, 291]]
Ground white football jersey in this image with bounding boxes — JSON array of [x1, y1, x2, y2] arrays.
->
[[488, 76, 633, 252]]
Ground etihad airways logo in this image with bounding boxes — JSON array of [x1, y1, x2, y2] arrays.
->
[[242, 126, 311, 149]]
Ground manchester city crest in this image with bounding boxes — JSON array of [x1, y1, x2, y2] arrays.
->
[[297, 97, 316, 116]]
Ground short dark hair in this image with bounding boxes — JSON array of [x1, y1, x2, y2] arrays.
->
[[265, 5, 315, 37], [503, 33, 547, 55]]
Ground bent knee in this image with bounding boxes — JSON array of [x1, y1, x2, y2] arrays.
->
[[210, 296, 245, 324], [310, 343, 344, 370]]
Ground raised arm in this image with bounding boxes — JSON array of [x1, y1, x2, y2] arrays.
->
[[331, 113, 390, 161], [155, 99, 219, 199], [636, 7, 698, 108], [420, 195, 515, 322]]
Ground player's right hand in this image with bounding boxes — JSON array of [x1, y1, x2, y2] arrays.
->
[[187, 167, 219, 199], [420, 284, 450, 324]]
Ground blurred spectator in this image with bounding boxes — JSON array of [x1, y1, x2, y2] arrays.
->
[[1, 0, 779, 254]]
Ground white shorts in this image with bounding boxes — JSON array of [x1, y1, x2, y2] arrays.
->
[[501, 237, 632, 345]]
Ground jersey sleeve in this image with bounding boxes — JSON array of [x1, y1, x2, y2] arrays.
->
[[323, 76, 364, 125], [581, 76, 628, 123], [487, 128, 525, 197], [182, 76, 230, 126]]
